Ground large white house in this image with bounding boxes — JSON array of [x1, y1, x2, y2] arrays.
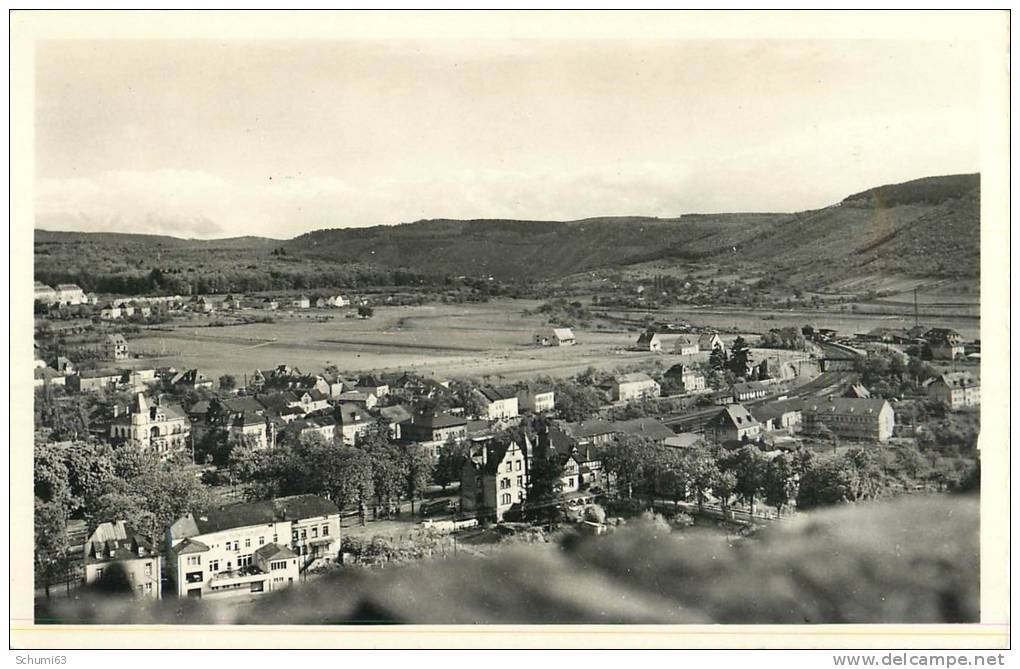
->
[[110, 393, 191, 457], [166, 495, 340, 599]]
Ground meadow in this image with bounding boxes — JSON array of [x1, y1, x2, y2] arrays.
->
[[124, 298, 979, 384]]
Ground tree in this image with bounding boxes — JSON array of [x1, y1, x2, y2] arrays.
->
[[796, 448, 883, 511], [708, 346, 729, 372], [400, 444, 434, 515], [434, 437, 470, 490], [728, 336, 753, 378], [528, 452, 565, 502], [599, 435, 652, 499], [218, 374, 237, 391], [34, 443, 72, 513], [761, 453, 799, 517], [684, 447, 721, 513], [227, 440, 262, 487], [711, 470, 738, 520], [34, 499, 68, 599], [721, 445, 768, 517], [357, 305, 374, 318]]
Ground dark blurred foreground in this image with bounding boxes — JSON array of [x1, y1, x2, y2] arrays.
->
[[39, 494, 978, 625]]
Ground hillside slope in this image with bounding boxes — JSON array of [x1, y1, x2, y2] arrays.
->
[[34, 173, 979, 289], [282, 174, 978, 282]]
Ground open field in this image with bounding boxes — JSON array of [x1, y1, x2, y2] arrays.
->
[[123, 299, 980, 383]]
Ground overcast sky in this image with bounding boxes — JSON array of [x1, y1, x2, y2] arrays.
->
[[35, 39, 981, 239]]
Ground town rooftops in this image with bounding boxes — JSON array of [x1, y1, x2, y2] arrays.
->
[[379, 404, 413, 424], [77, 368, 124, 379], [565, 419, 617, 438]]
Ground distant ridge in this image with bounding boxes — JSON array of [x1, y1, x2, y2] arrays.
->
[[35, 173, 979, 285]]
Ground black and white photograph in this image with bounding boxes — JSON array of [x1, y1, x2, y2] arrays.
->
[[10, 9, 1010, 652]]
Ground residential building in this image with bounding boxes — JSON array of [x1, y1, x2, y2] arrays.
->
[[337, 403, 375, 445], [730, 381, 770, 403], [169, 369, 214, 391], [802, 398, 895, 442], [516, 387, 555, 413], [68, 368, 124, 393], [54, 283, 88, 306], [609, 373, 660, 402], [53, 356, 76, 375], [927, 372, 980, 410], [635, 330, 662, 352], [460, 438, 529, 521], [336, 390, 378, 409], [612, 417, 677, 444], [110, 393, 191, 457], [228, 413, 275, 450], [104, 334, 130, 361], [379, 404, 413, 440], [537, 425, 604, 489], [674, 336, 700, 356], [706, 404, 762, 443], [99, 304, 123, 320], [166, 495, 338, 599], [401, 411, 468, 444], [473, 386, 519, 420], [82, 521, 161, 599], [34, 281, 58, 304], [663, 364, 706, 393], [924, 328, 965, 360], [291, 296, 311, 309], [355, 375, 389, 397], [750, 399, 804, 433], [286, 415, 338, 444], [534, 328, 576, 346], [261, 298, 279, 310], [698, 333, 724, 352]]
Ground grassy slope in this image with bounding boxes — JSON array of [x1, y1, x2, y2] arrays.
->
[[34, 173, 979, 287]]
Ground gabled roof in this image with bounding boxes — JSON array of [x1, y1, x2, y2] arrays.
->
[[750, 398, 804, 424], [379, 404, 412, 424], [253, 542, 298, 562], [708, 404, 760, 430], [552, 328, 575, 340], [223, 396, 265, 415], [172, 537, 210, 554], [674, 336, 699, 348], [338, 403, 374, 425], [176, 495, 339, 539], [636, 330, 660, 345], [698, 333, 722, 345], [932, 372, 978, 389], [476, 386, 514, 403], [612, 417, 676, 442], [410, 411, 467, 429]]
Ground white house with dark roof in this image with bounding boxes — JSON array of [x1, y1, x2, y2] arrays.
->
[[474, 386, 520, 420], [634, 330, 662, 352], [698, 333, 724, 352], [926, 372, 980, 410], [166, 495, 338, 599], [517, 387, 555, 413], [534, 328, 576, 347], [674, 336, 700, 356], [706, 404, 762, 443], [609, 373, 660, 402], [83, 521, 161, 599]]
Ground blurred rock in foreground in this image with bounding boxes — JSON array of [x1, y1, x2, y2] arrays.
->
[[38, 494, 978, 625]]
